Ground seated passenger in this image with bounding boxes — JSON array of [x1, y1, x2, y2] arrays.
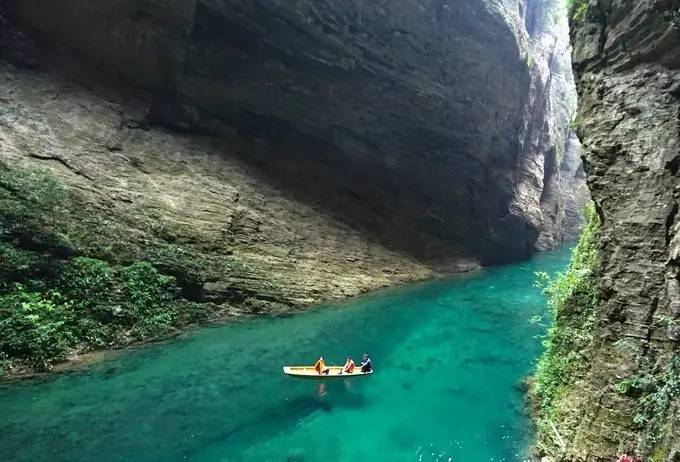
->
[[341, 356, 355, 374], [360, 353, 372, 373], [314, 356, 330, 375]]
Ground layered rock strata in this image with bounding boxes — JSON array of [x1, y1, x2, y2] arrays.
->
[[1, 0, 584, 312], [538, 1, 680, 459], [5, 0, 584, 265]]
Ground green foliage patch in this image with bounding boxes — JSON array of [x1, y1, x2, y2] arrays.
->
[[0, 165, 209, 375], [566, 0, 588, 22], [531, 203, 600, 452], [0, 289, 75, 368], [631, 354, 680, 455], [0, 165, 71, 249], [569, 115, 583, 131], [0, 257, 181, 371], [615, 375, 646, 397]]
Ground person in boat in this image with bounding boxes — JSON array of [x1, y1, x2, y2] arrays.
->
[[340, 356, 355, 374], [314, 356, 330, 375], [360, 353, 372, 373]]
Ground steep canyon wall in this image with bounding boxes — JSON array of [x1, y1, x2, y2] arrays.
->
[[537, 1, 680, 460], [0, 0, 583, 312]]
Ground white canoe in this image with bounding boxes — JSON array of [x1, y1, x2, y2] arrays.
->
[[282, 366, 373, 378]]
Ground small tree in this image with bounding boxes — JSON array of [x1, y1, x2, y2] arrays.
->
[[0, 165, 70, 244]]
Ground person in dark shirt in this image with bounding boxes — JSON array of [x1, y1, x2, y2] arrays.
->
[[360, 353, 372, 373]]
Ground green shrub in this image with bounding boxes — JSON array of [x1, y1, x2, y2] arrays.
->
[[0, 352, 11, 375], [56, 257, 120, 345], [0, 165, 201, 373], [633, 355, 680, 453], [0, 289, 75, 368], [615, 376, 646, 397], [59, 257, 115, 317], [60, 257, 115, 298], [0, 165, 71, 247], [526, 53, 535, 69], [0, 242, 48, 292], [60, 259, 180, 340], [120, 262, 178, 338], [0, 259, 182, 370]]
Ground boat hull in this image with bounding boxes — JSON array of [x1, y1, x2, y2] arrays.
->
[[282, 366, 372, 378]]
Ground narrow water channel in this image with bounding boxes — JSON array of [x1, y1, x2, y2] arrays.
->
[[0, 247, 572, 462]]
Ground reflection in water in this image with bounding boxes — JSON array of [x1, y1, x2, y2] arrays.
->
[[343, 378, 353, 392]]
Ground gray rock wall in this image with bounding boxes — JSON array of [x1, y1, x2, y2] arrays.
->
[[4, 0, 585, 267], [540, 1, 680, 459], [0, 59, 440, 309], [521, 0, 589, 250]]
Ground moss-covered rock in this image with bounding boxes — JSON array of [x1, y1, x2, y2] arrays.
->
[[0, 166, 206, 372], [531, 203, 600, 455], [534, 1, 680, 460], [0, 106, 437, 374]]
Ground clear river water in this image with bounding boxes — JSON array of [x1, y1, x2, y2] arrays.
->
[[0, 247, 572, 462]]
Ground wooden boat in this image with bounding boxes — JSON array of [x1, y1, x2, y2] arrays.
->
[[282, 366, 373, 378]]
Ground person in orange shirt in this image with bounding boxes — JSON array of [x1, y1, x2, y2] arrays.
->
[[340, 356, 355, 374], [314, 356, 330, 375]]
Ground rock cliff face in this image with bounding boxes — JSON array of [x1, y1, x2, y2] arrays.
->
[[538, 1, 680, 460], [521, 0, 589, 251], [1, 1, 583, 310]]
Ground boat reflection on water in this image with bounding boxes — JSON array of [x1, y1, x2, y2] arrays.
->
[[316, 378, 355, 401]]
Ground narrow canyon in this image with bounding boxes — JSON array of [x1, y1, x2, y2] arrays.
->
[[6, 1, 680, 461]]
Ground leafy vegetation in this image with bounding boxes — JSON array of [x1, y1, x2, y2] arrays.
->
[[627, 354, 680, 456], [569, 114, 583, 131], [525, 52, 535, 70], [531, 203, 600, 451], [549, 8, 562, 26], [0, 165, 209, 375], [615, 375, 646, 397], [566, 0, 588, 22], [0, 290, 75, 368], [0, 165, 71, 249]]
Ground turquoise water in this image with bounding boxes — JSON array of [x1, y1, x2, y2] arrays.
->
[[0, 247, 571, 462]]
